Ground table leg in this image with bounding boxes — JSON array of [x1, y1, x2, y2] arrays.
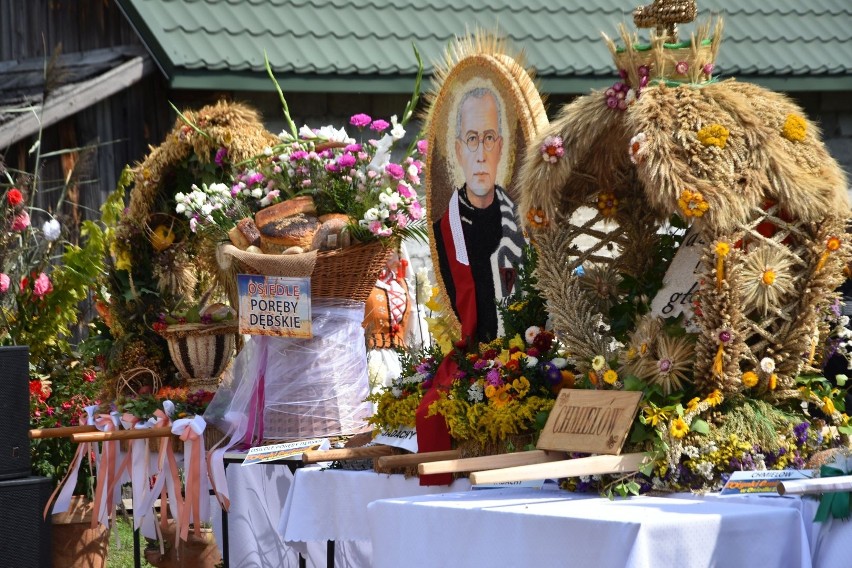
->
[[327, 540, 335, 568], [133, 527, 141, 568], [222, 460, 231, 568]]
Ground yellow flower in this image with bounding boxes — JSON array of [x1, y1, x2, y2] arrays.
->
[[508, 334, 525, 351], [498, 350, 511, 365], [603, 369, 618, 385], [715, 242, 730, 257], [597, 191, 619, 218], [678, 189, 709, 218], [484, 385, 497, 399], [781, 114, 807, 142], [512, 376, 531, 397], [685, 397, 701, 413], [670, 417, 689, 439], [697, 124, 730, 148], [591, 355, 606, 371], [822, 397, 836, 416], [761, 269, 776, 286], [115, 250, 132, 271], [491, 385, 512, 408], [769, 373, 777, 390], [642, 405, 669, 427], [827, 236, 842, 252], [705, 389, 723, 407], [742, 371, 759, 388]]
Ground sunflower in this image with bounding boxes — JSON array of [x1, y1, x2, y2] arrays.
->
[[739, 245, 797, 316], [670, 417, 690, 439]]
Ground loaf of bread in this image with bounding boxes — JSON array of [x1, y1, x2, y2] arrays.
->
[[318, 213, 351, 224], [311, 217, 351, 251], [227, 217, 262, 250], [254, 196, 317, 229], [258, 213, 320, 253]]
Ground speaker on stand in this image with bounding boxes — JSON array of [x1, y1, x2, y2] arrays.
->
[[0, 345, 31, 480]]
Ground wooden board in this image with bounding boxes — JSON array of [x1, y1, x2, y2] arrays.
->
[[469, 453, 648, 485], [536, 389, 642, 454]]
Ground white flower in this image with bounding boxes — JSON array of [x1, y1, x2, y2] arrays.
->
[[695, 461, 714, 480], [263, 147, 273, 156], [364, 208, 380, 221], [368, 134, 394, 171], [251, 188, 263, 199], [524, 326, 541, 344], [315, 125, 353, 144], [759, 357, 775, 374], [189, 217, 198, 233], [299, 125, 317, 139], [629, 132, 648, 165], [201, 203, 214, 216], [591, 355, 606, 371], [841, 316, 850, 327], [467, 382, 484, 403], [551, 357, 567, 369], [391, 386, 403, 398], [175, 203, 186, 214], [525, 356, 538, 368], [390, 115, 405, 141], [42, 218, 61, 241]]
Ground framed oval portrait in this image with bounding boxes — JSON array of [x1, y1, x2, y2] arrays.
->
[[426, 45, 547, 344]]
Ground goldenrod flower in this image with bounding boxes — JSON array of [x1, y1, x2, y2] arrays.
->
[[781, 114, 807, 142], [697, 124, 730, 148], [603, 369, 618, 385], [677, 189, 709, 218], [670, 417, 689, 439], [742, 371, 759, 388]]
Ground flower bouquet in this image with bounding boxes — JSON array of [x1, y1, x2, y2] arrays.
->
[[179, 51, 428, 302]]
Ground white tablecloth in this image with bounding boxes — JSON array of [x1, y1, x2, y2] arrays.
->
[[278, 467, 471, 566], [367, 488, 813, 568]]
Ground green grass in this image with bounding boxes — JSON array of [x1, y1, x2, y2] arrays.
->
[[108, 515, 153, 567]]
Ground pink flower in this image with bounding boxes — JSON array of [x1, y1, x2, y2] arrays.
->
[[368, 220, 383, 234], [397, 183, 415, 199], [345, 143, 362, 153], [33, 272, 52, 297], [385, 163, 404, 180], [408, 200, 423, 220], [703, 63, 715, 76], [350, 113, 372, 128], [338, 154, 356, 168], [675, 61, 689, 75], [11, 210, 30, 231], [0, 273, 9, 293], [416, 139, 428, 154], [540, 136, 564, 164], [370, 119, 390, 132]]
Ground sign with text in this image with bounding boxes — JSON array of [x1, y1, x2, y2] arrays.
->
[[374, 427, 419, 453], [650, 228, 703, 331], [720, 469, 813, 495], [242, 438, 328, 466], [238, 274, 312, 338], [537, 390, 642, 455]]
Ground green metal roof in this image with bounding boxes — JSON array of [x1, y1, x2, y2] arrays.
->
[[116, 0, 852, 93]]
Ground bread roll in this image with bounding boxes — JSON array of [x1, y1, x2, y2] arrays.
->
[[318, 213, 351, 224], [259, 213, 319, 253], [255, 196, 317, 229], [311, 217, 351, 251], [227, 217, 261, 250]]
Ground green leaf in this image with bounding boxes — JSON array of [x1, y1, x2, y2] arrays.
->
[[690, 418, 710, 435], [623, 375, 645, 392]]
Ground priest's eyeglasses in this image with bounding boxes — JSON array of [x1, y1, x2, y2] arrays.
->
[[461, 130, 500, 152]]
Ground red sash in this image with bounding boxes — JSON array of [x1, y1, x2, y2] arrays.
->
[[415, 211, 477, 485]]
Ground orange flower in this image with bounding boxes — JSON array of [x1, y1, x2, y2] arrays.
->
[[526, 208, 549, 229], [597, 192, 619, 218], [826, 236, 842, 252], [678, 189, 709, 218]]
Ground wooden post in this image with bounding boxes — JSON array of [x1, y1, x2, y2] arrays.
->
[[301, 445, 395, 464], [375, 450, 461, 470], [30, 425, 97, 439], [71, 427, 172, 443], [418, 450, 564, 476], [469, 453, 648, 485]]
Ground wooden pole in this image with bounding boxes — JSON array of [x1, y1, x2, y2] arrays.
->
[[375, 450, 461, 470], [71, 427, 173, 443], [418, 450, 564, 476], [301, 445, 395, 464], [469, 453, 649, 485], [30, 425, 98, 439]]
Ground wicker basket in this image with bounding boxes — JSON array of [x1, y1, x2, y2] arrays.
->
[[220, 240, 393, 303], [157, 323, 237, 386]]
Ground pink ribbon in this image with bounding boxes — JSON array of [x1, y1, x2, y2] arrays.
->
[[172, 415, 208, 541]]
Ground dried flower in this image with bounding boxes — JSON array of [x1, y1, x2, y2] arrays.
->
[[629, 132, 648, 165], [742, 371, 759, 388], [697, 124, 729, 148], [759, 357, 775, 374], [675, 61, 689, 75], [526, 208, 548, 229], [781, 114, 807, 142], [677, 189, 709, 218], [597, 191, 619, 217], [540, 135, 564, 164], [591, 355, 606, 371]]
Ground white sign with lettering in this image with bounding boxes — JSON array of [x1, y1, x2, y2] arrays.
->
[[650, 228, 703, 330], [374, 427, 419, 453]]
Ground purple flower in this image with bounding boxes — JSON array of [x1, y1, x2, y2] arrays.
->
[[718, 330, 732, 343], [486, 368, 502, 386], [473, 359, 490, 371], [618, 69, 628, 79], [638, 65, 650, 77], [345, 143, 362, 153], [543, 363, 562, 386], [248, 172, 265, 185], [350, 113, 372, 128], [416, 139, 428, 154], [385, 163, 405, 180], [415, 359, 433, 375], [606, 97, 618, 109], [214, 147, 228, 166], [675, 61, 689, 75], [370, 119, 390, 132], [289, 150, 309, 162], [703, 63, 714, 76]]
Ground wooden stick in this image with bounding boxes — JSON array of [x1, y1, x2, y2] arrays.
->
[[301, 445, 395, 464], [469, 453, 649, 485], [418, 450, 565, 476], [71, 427, 173, 443], [30, 425, 97, 439], [376, 450, 461, 470]]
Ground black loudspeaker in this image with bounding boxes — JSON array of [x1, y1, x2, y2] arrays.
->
[[0, 345, 31, 481], [0, 475, 52, 568]]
